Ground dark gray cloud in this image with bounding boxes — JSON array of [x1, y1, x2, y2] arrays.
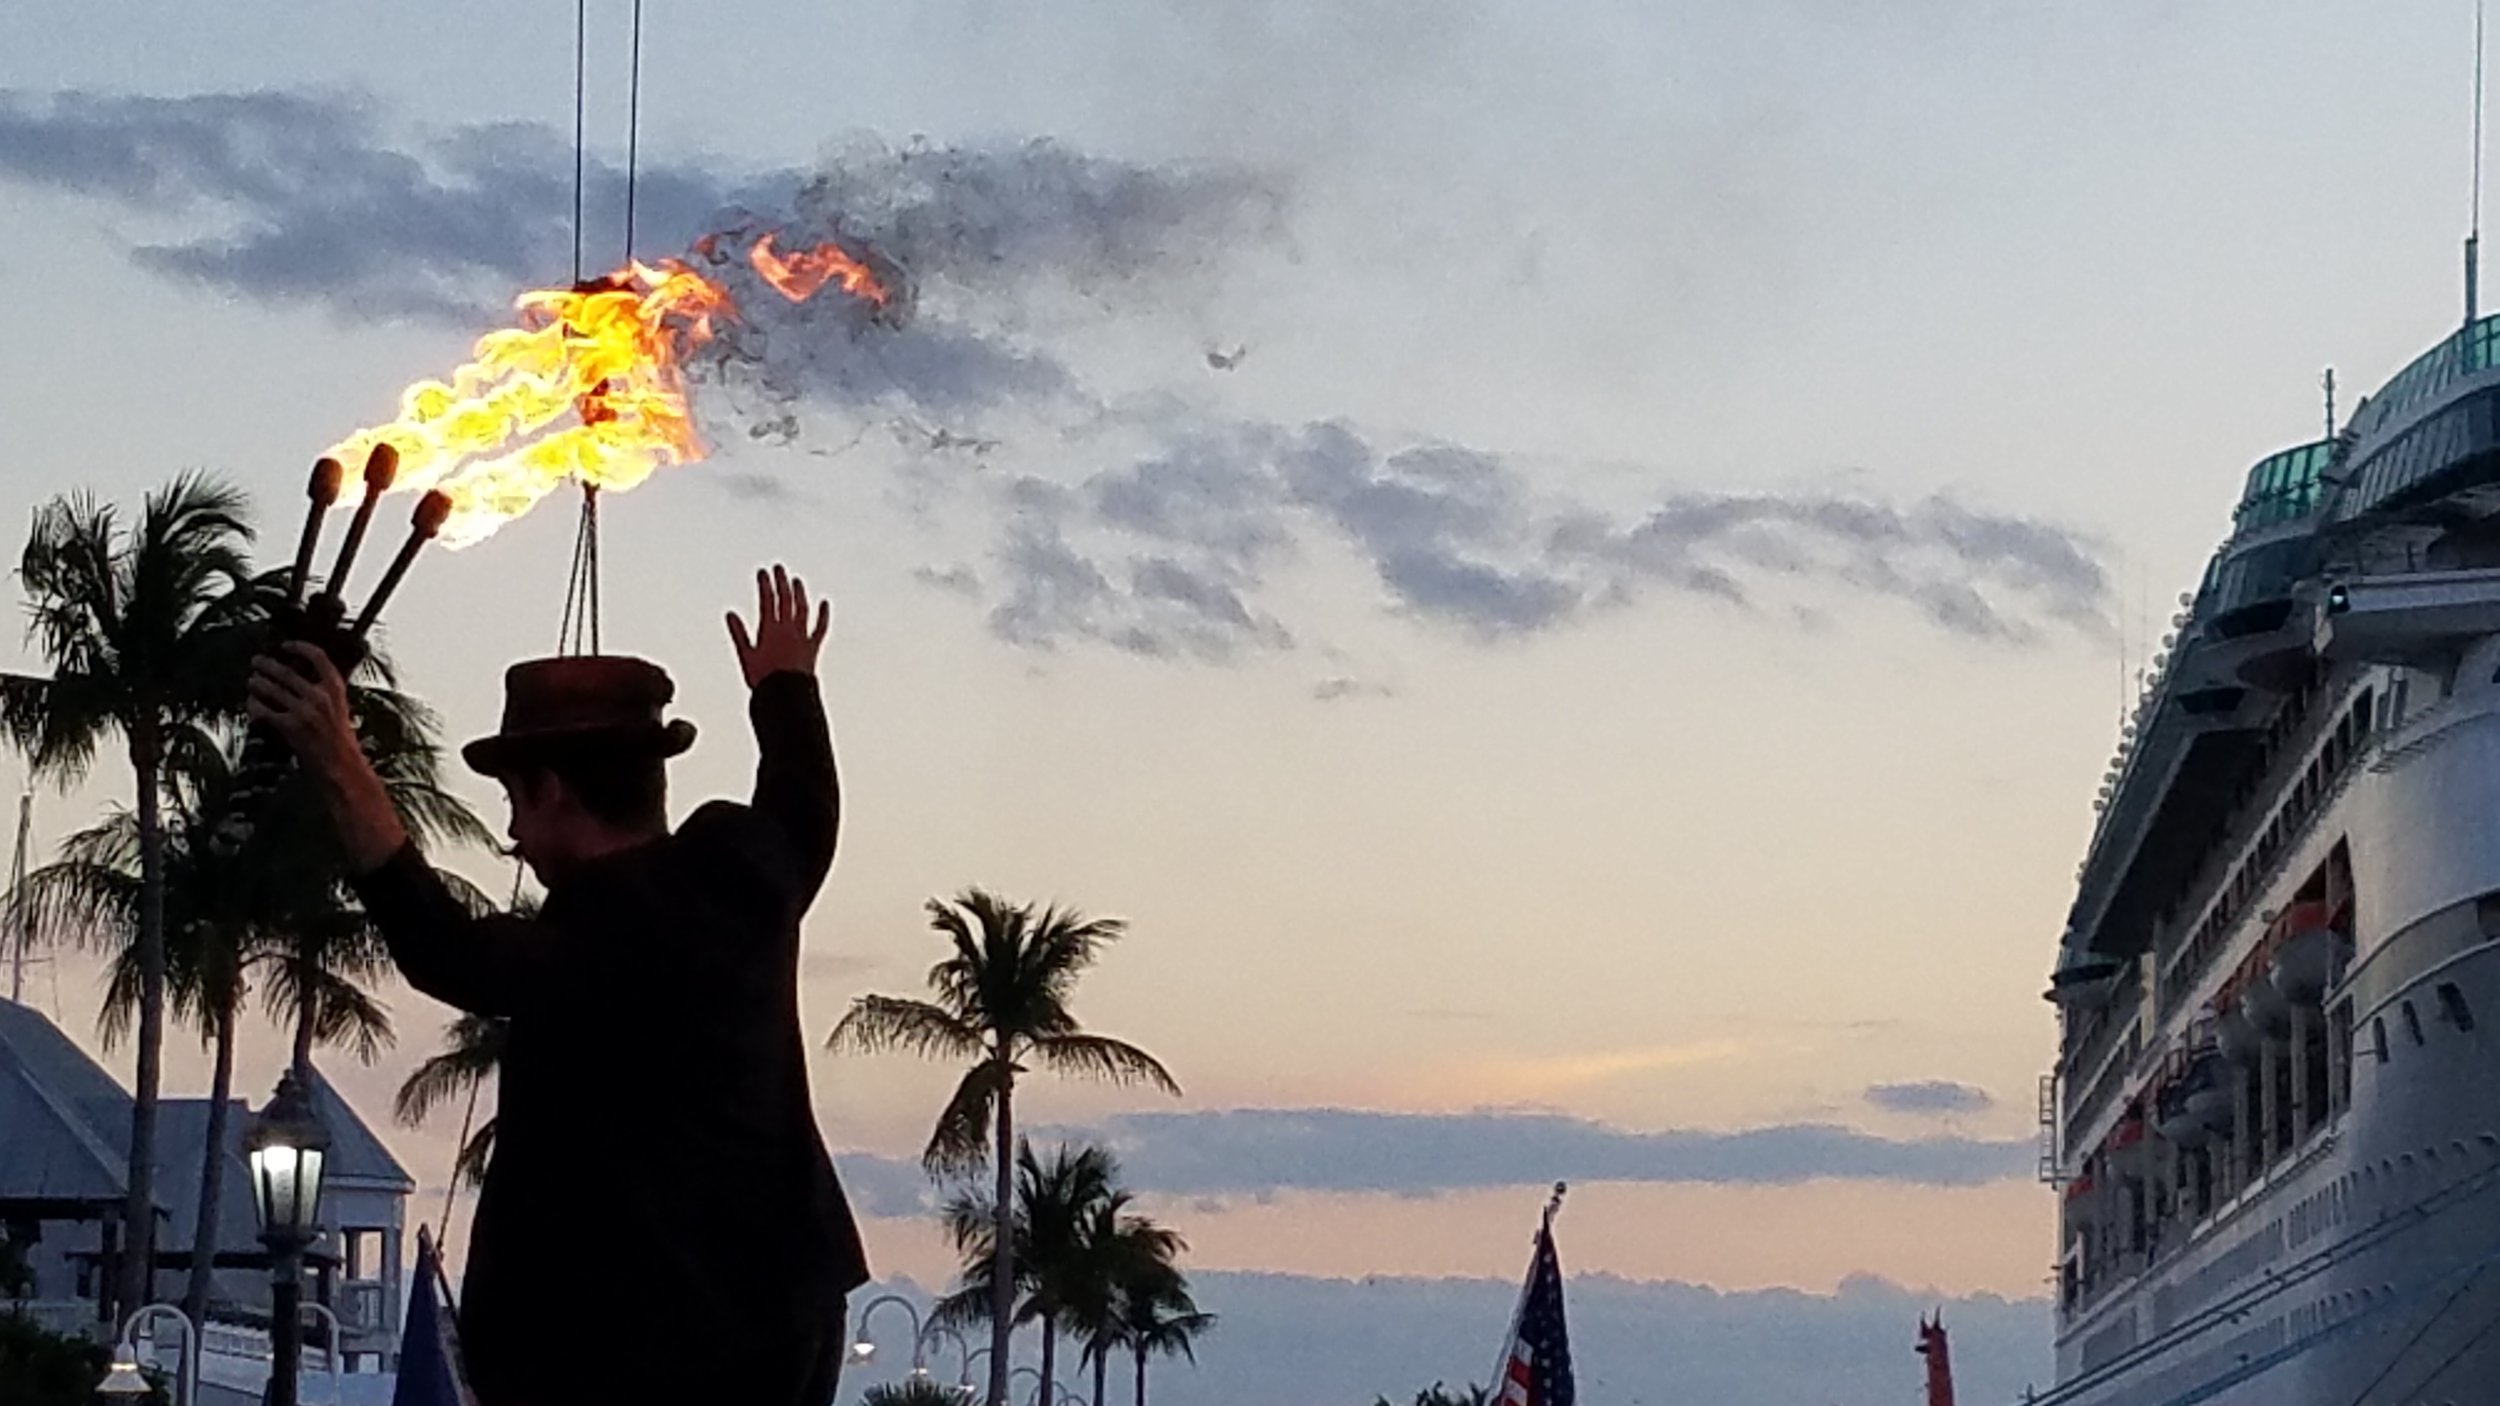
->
[[973, 1106, 2034, 1196], [962, 419, 2111, 659], [832, 1267, 2049, 1406], [1864, 1080, 1997, 1116], [0, 86, 1283, 418], [0, 86, 2109, 663]]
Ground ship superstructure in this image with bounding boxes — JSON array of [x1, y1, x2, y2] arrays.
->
[[2041, 310, 2500, 1404]]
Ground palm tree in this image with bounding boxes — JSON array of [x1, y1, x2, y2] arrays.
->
[[1074, 1214, 1203, 1406], [393, 1011, 509, 1193], [2, 474, 257, 1322], [860, 1380, 965, 1406], [934, 1142, 1117, 1404], [828, 890, 1179, 1406], [24, 662, 485, 1327]]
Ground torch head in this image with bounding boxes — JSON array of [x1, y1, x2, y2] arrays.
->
[[360, 442, 401, 495], [308, 457, 345, 507]]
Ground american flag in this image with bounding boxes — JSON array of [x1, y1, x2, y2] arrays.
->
[[1492, 1197, 1575, 1406]]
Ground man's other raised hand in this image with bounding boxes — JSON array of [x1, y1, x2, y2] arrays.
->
[[728, 564, 830, 688]]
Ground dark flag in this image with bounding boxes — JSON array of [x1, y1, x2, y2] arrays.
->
[[393, 1227, 477, 1406], [1491, 1183, 1575, 1406]]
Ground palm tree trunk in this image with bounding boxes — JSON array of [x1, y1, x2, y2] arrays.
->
[[1092, 1336, 1108, 1406], [1134, 1343, 1147, 1406], [1039, 1320, 1056, 1405], [290, 953, 318, 1082], [989, 1052, 1016, 1406], [181, 1004, 237, 1327], [117, 734, 167, 1326]]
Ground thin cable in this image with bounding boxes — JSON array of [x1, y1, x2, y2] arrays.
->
[[2338, 1267, 2480, 1406], [624, 0, 645, 263], [572, 0, 588, 284]]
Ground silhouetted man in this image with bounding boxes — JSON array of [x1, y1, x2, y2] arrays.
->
[[250, 566, 867, 1406]]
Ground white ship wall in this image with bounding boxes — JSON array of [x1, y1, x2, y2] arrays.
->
[[2050, 673, 2500, 1406]]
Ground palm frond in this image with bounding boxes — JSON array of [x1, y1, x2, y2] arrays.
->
[[1032, 1033, 1181, 1096], [923, 1060, 1009, 1174], [393, 1015, 508, 1126], [827, 994, 988, 1061]]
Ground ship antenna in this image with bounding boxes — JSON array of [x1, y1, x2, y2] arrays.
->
[[2324, 367, 2337, 439], [2472, 0, 2486, 326]]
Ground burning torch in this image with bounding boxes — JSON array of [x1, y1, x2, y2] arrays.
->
[[216, 446, 454, 855]]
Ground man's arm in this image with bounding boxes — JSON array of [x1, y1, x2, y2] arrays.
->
[[728, 566, 840, 897], [248, 643, 556, 1014]]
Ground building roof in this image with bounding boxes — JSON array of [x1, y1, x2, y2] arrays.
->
[[0, 999, 413, 1222], [0, 997, 132, 1205], [304, 1069, 415, 1193]]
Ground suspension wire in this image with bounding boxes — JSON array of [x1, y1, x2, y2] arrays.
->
[[572, 0, 588, 284], [624, 0, 646, 263]]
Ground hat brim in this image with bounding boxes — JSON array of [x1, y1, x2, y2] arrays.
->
[[462, 718, 696, 778]]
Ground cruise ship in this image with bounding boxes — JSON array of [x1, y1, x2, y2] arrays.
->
[[2041, 278, 2500, 1404]]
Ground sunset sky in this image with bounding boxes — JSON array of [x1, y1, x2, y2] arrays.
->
[[0, 3, 2487, 1400]]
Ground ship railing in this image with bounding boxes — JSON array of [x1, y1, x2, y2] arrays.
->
[[2153, 672, 2371, 1016]]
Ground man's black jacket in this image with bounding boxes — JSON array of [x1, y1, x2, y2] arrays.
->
[[352, 672, 869, 1405]]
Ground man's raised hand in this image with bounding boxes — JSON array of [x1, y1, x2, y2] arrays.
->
[[728, 565, 830, 688]]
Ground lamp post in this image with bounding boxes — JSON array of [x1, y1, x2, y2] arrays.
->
[[846, 1292, 927, 1372], [958, 1346, 994, 1402], [97, 1302, 198, 1406], [246, 1072, 330, 1406], [918, 1324, 971, 1385], [299, 1299, 345, 1406]]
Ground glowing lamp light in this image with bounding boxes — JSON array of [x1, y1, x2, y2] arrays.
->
[[95, 1342, 151, 1396], [246, 1073, 331, 1243]]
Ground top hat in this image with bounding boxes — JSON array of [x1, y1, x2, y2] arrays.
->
[[460, 655, 697, 777]]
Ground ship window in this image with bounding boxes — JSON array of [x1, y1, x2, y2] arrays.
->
[[2403, 1001, 2426, 1046], [2373, 1018, 2390, 1063], [2438, 983, 2476, 1032]]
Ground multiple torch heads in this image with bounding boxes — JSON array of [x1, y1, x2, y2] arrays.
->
[[216, 448, 453, 855]]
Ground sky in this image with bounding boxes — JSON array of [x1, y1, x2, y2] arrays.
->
[[0, 2, 2490, 1402]]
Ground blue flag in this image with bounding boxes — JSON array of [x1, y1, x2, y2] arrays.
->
[[392, 1227, 476, 1406]]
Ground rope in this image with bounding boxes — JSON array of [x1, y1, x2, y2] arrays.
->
[[2336, 1267, 2480, 1406], [571, 0, 587, 284], [624, 0, 645, 263]]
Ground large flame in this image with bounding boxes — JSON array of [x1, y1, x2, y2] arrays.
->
[[324, 233, 890, 547]]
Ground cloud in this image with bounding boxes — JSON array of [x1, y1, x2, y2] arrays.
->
[[0, 88, 1281, 319], [841, 1266, 2051, 1406], [829, 1152, 941, 1219], [0, 86, 2110, 661], [1864, 1080, 1997, 1117], [968, 1107, 2038, 1198], [954, 418, 2111, 658]]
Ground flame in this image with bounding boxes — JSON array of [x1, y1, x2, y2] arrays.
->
[[325, 232, 891, 547], [749, 231, 891, 307]]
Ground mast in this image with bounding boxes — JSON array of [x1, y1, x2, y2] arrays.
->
[[7, 793, 31, 1004], [2472, 0, 2486, 326]]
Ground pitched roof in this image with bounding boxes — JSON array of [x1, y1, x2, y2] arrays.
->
[[303, 1068, 414, 1192], [0, 1000, 412, 1219], [0, 998, 131, 1205]]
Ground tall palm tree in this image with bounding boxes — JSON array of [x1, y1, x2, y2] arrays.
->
[[2, 474, 257, 1322], [829, 890, 1179, 1406], [25, 666, 485, 1328], [393, 1011, 509, 1194]]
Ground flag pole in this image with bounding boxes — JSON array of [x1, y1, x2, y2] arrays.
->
[[1490, 1183, 1568, 1398]]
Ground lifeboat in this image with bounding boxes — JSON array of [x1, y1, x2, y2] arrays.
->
[[2243, 969, 2293, 1034], [2217, 999, 2266, 1064], [2268, 907, 2341, 1003], [2157, 1051, 2227, 1146]]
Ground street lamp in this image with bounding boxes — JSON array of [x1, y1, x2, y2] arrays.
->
[[246, 1071, 330, 1406], [957, 1346, 994, 1402], [917, 1324, 971, 1384], [847, 1292, 927, 1371], [299, 1299, 346, 1406], [97, 1303, 198, 1406]]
